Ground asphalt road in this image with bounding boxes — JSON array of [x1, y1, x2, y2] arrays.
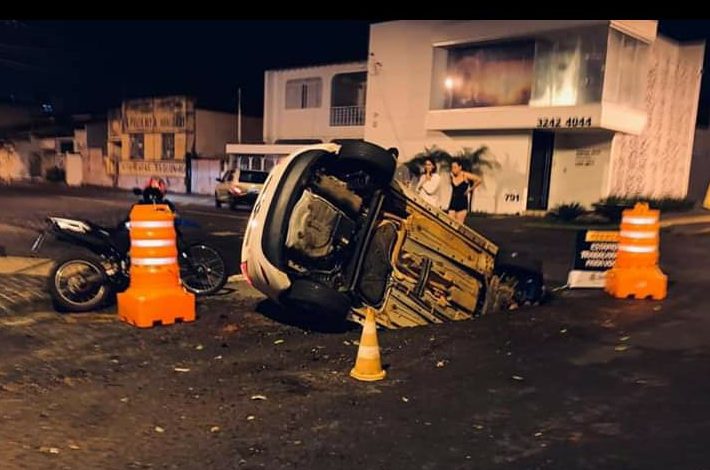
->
[[0, 184, 250, 275], [2, 183, 710, 469]]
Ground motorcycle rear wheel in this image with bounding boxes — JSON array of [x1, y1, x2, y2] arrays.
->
[[48, 254, 111, 312]]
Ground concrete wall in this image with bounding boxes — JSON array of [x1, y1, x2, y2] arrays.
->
[[195, 109, 237, 157], [264, 62, 367, 143], [0, 146, 29, 182], [65, 153, 83, 186], [547, 132, 613, 209], [82, 148, 114, 187], [191, 158, 222, 195], [86, 121, 108, 151], [609, 37, 705, 198], [389, 132, 533, 214], [238, 115, 264, 144]]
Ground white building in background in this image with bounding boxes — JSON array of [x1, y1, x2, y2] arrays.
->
[[365, 20, 705, 213], [226, 61, 368, 172]]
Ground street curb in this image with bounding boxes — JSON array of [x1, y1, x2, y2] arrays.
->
[[659, 214, 710, 228]]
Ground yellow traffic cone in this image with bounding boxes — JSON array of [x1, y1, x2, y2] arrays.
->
[[350, 307, 386, 382]]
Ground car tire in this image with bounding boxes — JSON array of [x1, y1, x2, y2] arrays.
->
[[215, 194, 222, 208], [337, 141, 397, 187], [283, 279, 352, 320], [229, 197, 238, 210]]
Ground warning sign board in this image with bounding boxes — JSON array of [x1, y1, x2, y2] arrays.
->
[[568, 230, 619, 288]]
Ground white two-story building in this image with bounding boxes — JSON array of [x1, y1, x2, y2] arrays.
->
[[226, 61, 368, 172], [364, 20, 705, 213], [226, 20, 704, 215]]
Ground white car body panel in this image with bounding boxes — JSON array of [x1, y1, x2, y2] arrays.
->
[[240, 143, 341, 302]]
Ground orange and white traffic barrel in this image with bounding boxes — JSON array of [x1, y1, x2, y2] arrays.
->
[[604, 202, 667, 300], [117, 204, 195, 327]]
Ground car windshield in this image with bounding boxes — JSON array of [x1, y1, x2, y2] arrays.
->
[[238, 170, 268, 184]]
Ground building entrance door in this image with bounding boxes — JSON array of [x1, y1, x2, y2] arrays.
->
[[526, 130, 554, 210]]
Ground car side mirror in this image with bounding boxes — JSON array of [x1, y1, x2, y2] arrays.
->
[[215, 178, 222, 182], [132, 187, 143, 196]]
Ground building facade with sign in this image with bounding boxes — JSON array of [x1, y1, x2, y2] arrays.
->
[[365, 20, 705, 214], [108, 96, 237, 193]]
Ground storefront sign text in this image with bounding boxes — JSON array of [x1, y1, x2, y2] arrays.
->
[[119, 160, 186, 178]]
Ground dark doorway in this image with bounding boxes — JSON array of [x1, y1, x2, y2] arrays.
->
[[29, 153, 42, 178], [526, 130, 555, 210]]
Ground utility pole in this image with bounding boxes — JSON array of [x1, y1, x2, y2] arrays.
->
[[237, 87, 242, 144]]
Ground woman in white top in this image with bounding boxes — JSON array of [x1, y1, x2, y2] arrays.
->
[[415, 158, 442, 208]]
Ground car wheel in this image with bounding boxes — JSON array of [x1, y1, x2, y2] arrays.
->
[[215, 194, 222, 208], [337, 141, 397, 187], [228, 197, 238, 210], [282, 279, 352, 320]]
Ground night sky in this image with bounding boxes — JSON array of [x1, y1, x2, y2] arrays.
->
[[2, 20, 709, 120]]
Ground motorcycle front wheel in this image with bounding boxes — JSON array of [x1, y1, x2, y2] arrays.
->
[[48, 254, 111, 312], [178, 243, 227, 296]]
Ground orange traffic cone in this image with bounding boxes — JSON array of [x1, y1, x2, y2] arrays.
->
[[350, 307, 386, 382]]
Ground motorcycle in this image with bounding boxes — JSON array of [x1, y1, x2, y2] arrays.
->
[[31, 187, 228, 312]]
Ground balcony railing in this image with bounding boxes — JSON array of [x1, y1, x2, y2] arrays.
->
[[330, 105, 365, 127]]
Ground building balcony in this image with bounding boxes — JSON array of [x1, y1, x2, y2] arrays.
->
[[330, 105, 365, 127]]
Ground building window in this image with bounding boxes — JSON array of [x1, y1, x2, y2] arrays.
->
[[330, 72, 367, 126], [285, 78, 322, 109], [430, 26, 608, 110], [162, 133, 175, 160], [129, 134, 144, 160], [604, 28, 649, 110], [440, 40, 536, 109], [59, 141, 74, 153], [529, 26, 607, 107]]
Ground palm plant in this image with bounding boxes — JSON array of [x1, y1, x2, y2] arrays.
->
[[404, 145, 498, 177]]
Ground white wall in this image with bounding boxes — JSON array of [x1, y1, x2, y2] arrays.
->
[[196, 109, 237, 157], [191, 158, 222, 195], [0, 146, 29, 182], [608, 38, 705, 198], [264, 62, 367, 143], [65, 153, 83, 186], [82, 148, 114, 187], [547, 132, 613, 209], [393, 133, 532, 214]]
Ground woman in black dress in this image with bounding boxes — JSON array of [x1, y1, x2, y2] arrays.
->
[[447, 158, 482, 224]]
